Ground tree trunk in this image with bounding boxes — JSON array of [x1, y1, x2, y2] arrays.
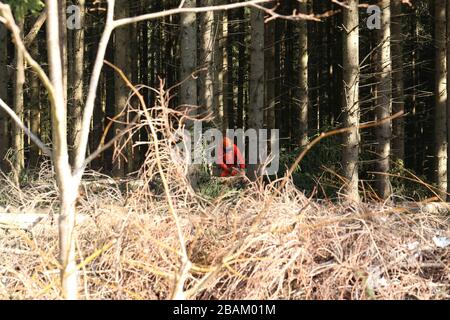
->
[[248, 8, 264, 181], [140, 0, 149, 162], [0, 23, 8, 171], [265, 17, 275, 131], [221, 7, 229, 131], [375, 0, 392, 199], [46, 0, 79, 299], [236, 7, 246, 130], [298, 0, 308, 147], [213, 6, 225, 133], [89, 5, 104, 171], [58, 0, 68, 103], [128, 2, 139, 173], [29, 38, 41, 168], [447, 0, 450, 200], [13, 19, 25, 183], [342, 0, 360, 203], [199, 0, 215, 123], [104, 38, 115, 173], [180, 0, 198, 116], [70, 0, 85, 166], [391, 0, 405, 162], [180, 0, 199, 188], [225, 7, 235, 129], [435, 0, 447, 198], [113, 0, 131, 176]]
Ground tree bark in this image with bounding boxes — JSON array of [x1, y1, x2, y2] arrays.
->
[[447, 0, 450, 200], [236, 7, 246, 130], [248, 7, 264, 181], [342, 0, 360, 203], [70, 0, 85, 166], [113, 0, 131, 176], [213, 6, 225, 133], [0, 23, 8, 171], [225, 7, 235, 129], [199, 0, 215, 123], [58, 0, 68, 103], [139, 0, 149, 162], [29, 37, 41, 168], [375, 0, 392, 199], [265, 16, 275, 131], [221, 7, 230, 131], [104, 38, 115, 173], [435, 0, 447, 198], [180, 0, 198, 117], [298, 0, 308, 147], [180, 0, 199, 188], [391, 0, 405, 162], [13, 18, 24, 183]]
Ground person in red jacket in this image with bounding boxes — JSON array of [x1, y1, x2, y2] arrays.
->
[[217, 137, 245, 177]]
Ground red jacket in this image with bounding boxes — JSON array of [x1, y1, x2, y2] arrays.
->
[[217, 139, 245, 177]]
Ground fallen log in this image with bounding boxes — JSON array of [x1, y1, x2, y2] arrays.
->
[[0, 212, 89, 231]]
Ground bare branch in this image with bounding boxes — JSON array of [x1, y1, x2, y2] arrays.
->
[[23, 8, 48, 47], [331, 0, 349, 9], [113, 0, 272, 28], [253, 3, 321, 22], [0, 98, 52, 158]]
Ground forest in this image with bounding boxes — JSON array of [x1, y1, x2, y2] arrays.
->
[[0, 0, 448, 300]]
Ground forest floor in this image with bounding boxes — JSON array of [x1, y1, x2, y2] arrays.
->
[[0, 167, 449, 300]]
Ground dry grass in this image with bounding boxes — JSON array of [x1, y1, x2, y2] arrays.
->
[[0, 95, 449, 300], [0, 175, 449, 300]]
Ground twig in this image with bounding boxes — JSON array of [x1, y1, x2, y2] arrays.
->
[[0, 98, 52, 158], [104, 60, 191, 300], [252, 3, 321, 23]]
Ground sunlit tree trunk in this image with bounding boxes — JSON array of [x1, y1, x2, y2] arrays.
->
[[342, 0, 360, 203], [46, 0, 79, 299], [180, 0, 197, 115], [435, 0, 447, 198], [29, 38, 41, 168], [213, 5, 225, 133], [180, 0, 199, 187], [298, 0, 308, 147], [13, 18, 24, 183], [221, 7, 229, 131], [375, 0, 392, 199], [199, 0, 214, 123]]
